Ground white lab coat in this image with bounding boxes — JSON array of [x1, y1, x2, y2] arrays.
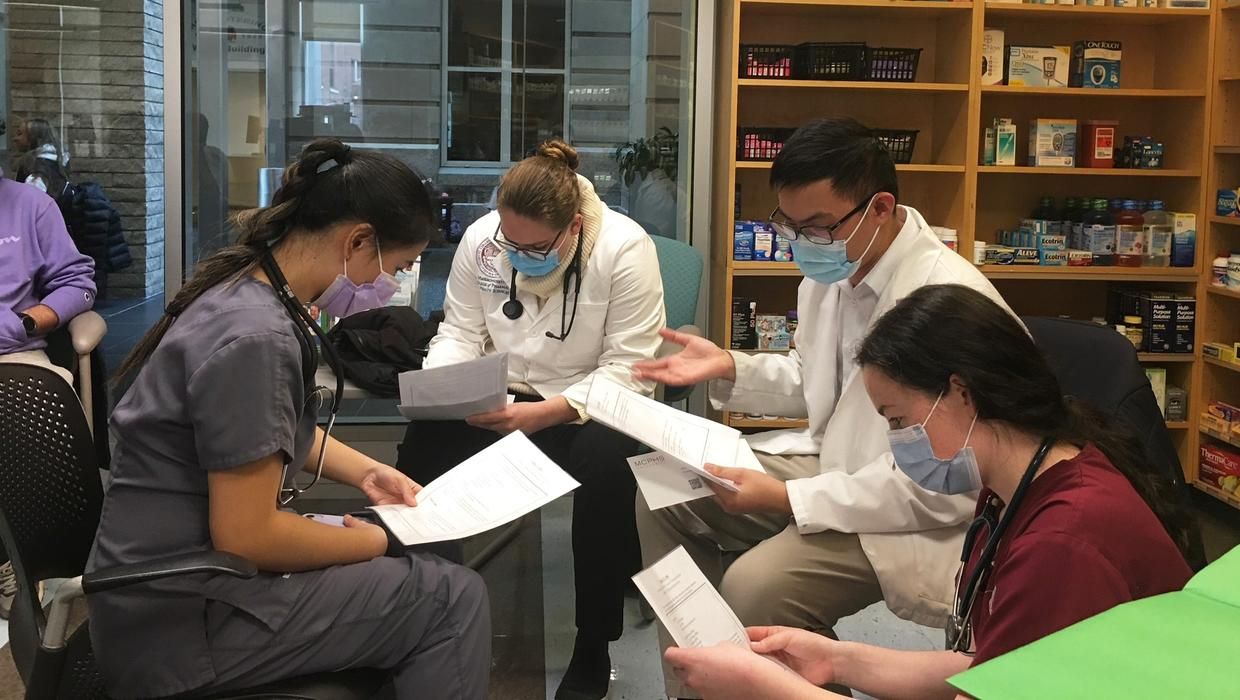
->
[[425, 208, 666, 407], [712, 206, 1014, 626]]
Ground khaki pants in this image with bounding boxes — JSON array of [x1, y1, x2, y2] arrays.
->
[[0, 350, 73, 386], [635, 453, 884, 698]]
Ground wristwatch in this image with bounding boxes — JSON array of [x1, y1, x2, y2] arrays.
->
[[18, 313, 37, 337]]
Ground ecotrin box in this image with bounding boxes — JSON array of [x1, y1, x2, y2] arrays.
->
[[1070, 41, 1122, 89], [1028, 119, 1077, 168]]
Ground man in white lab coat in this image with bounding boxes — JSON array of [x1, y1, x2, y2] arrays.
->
[[634, 118, 1013, 698]]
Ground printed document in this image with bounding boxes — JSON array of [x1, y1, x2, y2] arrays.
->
[[369, 431, 579, 545], [629, 440, 768, 510], [397, 353, 509, 420], [587, 377, 744, 491], [633, 546, 749, 649]]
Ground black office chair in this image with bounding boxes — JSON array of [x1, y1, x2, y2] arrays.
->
[[1023, 316, 1206, 570], [0, 363, 390, 699]]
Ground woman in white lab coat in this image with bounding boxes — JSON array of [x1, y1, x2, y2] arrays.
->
[[396, 139, 666, 700]]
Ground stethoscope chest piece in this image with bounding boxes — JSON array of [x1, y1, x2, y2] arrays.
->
[[502, 297, 523, 320]]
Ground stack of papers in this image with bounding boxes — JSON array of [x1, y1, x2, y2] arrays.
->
[[369, 431, 579, 545], [586, 377, 767, 509], [397, 353, 509, 420]]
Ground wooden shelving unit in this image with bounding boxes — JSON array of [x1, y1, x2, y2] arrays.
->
[[1194, 0, 1240, 511], [1140, 353, 1197, 363], [729, 417, 810, 430], [710, 0, 1219, 455]]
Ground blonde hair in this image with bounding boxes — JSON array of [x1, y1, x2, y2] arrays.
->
[[497, 139, 581, 231]]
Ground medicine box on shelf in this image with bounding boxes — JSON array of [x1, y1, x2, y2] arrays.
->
[[1007, 45, 1070, 88]]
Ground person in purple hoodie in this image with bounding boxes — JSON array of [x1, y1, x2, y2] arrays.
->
[[0, 167, 96, 387]]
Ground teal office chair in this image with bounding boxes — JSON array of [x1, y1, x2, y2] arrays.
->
[[649, 236, 703, 404]]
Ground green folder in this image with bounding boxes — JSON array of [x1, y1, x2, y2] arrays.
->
[[949, 545, 1239, 699]]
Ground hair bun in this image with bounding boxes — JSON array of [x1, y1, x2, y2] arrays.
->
[[535, 139, 579, 171]]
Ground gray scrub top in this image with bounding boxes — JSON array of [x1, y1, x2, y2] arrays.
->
[[86, 275, 319, 697]]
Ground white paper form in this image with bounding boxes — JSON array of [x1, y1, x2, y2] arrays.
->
[[586, 377, 743, 492], [397, 353, 509, 420], [629, 441, 769, 510], [633, 546, 749, 649], [369, 431, 579, 545]]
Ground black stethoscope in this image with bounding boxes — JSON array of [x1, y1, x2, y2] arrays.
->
[[501, 231, 584, 342], [259, 250, 343, 506], [945, 436, 1054, 653]]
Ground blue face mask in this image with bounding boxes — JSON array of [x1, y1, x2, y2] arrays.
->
[[887, 391, 982, 495], [790, 196, 879, 285], [507, 248, 561, 277]]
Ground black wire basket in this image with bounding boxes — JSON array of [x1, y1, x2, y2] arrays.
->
[[865, 47, 922, 82], [739, 44, 796, 79], [737, 127, 797, 161], [794, 42, 868, 80], [872, 129, 919, 164]]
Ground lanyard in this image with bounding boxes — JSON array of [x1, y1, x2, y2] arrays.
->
[[946, 437, 1054, 653]]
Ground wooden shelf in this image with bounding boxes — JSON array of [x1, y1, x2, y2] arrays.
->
[[728, 416, 810, 430], [1220, 74, 1240, 82], [1194, 481, 1240, 511], [1205, 357, 1240, 375], [739, 79, 969, 93], [1207, 286, 1240, 301], [981, 86, 1205, 98], [1203, 425, 1240, 450], [1166, 421, 1191, 430], [983, 3, 1210, 22], [981, 266, 1198, 282], [1224, 0, 1240, 9], [977, 166, 1199, 177], [736, 161, 965, 173], [1139, 353, 1196, 363], [731, 261, 803, 277], [1212, 217, 1240, 227], [743, 0, 973, 15], [1215, 146, 1240, 155]]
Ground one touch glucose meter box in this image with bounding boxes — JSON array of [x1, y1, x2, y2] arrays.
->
[[1070, 41, 1122, 89]]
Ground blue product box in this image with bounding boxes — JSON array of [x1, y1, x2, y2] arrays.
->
[[1040, 249, 1068, 266], [1070, 41, 1122, 89], [1218, 189, 1240, 218], [733, 224, 754, 261], [1037, 234, 1067, 250], [774, 237, 794, 262], [1013, 247, 1040, 265]]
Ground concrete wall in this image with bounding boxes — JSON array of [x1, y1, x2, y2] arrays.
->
[[7, 0, 165, 299]]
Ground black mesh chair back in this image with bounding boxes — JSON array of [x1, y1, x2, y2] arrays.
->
[[0, 363, 106, 695], [1023, 316, 1206, 569]]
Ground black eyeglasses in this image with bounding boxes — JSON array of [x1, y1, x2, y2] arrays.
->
[[769, 193, 879, 245], [492, 221, 567, 261]]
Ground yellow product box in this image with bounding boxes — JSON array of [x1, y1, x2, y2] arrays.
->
[[1208, 400, 1240, 423], [1204, 342, 1237, 364], [1201, 412, 1232, 436]]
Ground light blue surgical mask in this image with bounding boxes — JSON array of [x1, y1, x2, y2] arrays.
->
[[507, 248, 561, 277], [791, 196, 879, 285], [887, 391, 982, 495]]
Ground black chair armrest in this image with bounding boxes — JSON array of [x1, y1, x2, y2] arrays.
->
[[82, 552, 257, 595]]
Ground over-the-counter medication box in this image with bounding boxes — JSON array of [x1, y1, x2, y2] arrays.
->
[[1068, 249, 1094, 266], [1217, 188, 1239, 217], [754, 229, 775, 262], [774, 237, 793, 262], [981, 29, 1005, 86], [1040, 249, 1068, 266], [995, 118, 1017, 166], [1028, 118, 1077, 168], [1171, 212, 1196, 267], [1200, 444, 1240, 496], [730, 298, 758, 350], [733, 223, 755, 261], [1139, 292, 1175, 352], [1165, 0, 1209, 7], [983, 128, 996, 166], [1006, 45, 1071, 87], [1172, 295, 1195, 354], [757, 314, 791, 351], [1070, 41, 1122, 89]]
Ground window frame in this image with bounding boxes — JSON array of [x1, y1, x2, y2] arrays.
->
[[440, 0, 571, 168]]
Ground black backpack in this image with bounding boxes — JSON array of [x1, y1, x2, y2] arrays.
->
[[326, 307, 443, 397]]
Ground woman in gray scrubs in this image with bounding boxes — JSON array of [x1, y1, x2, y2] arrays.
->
[[87, 139, 491, 699]]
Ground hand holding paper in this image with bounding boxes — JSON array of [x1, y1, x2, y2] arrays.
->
[[633, 546, 749, 649], [630, 441, 768, 511]]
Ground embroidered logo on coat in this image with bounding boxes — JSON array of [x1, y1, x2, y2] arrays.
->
[[0, 236, 21, 246], [476, 239, 508, 294]]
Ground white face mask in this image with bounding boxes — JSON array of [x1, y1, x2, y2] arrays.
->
[[887, 391, 982, 495]]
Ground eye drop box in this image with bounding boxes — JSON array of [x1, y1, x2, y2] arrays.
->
[[1070, 41, 1122, 89], [1028, 119, 1077, 168], [753, 228, 775, 262], [733, 223, 755, 261], [1006, 45, 1071, 87], [1172, 295, 1195, 354], [1139, 292, 1175, 353]]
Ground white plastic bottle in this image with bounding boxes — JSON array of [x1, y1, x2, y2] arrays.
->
[[1143, 200, 1173, 268]]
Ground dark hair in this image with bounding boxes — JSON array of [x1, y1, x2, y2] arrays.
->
[[770, 118, 899, 204], [116, 139, 435, 383], [14, 118, 69, 188], [856, 284, 1195, 562], [498, 138, 581, 231]]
